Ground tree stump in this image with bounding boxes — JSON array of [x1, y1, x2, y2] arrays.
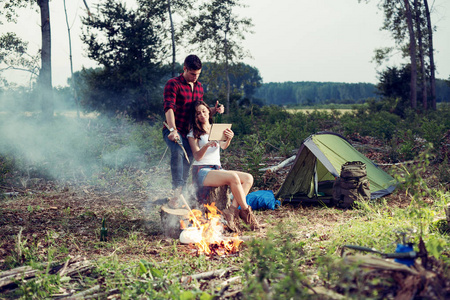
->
[[160, 205, 189, 239], [205, 185, 231, 211]]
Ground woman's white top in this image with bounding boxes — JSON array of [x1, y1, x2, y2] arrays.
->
[[187, 130, 221, 166]]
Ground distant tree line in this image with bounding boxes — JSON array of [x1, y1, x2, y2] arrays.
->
[[253, 82, 378, 106], [254, 77, 450, 107]]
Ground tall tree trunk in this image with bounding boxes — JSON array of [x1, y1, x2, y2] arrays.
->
[[167, 0, 176, 78], [414, 0, 427, 110], [63, 0, 80, 119], [38, 0, 53, 118], [224, 28, 230, 114], [424, 0, 436, 110], [404, 0, 417, 109]]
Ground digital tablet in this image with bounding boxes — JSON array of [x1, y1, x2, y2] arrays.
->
[[208, 123, 232, 141]]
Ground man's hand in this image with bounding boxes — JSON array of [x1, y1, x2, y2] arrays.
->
[[215, 100, 224, 114], [168, 130, 180, 142]]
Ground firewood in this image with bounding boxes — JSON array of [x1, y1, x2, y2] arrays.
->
[[0, 258, 92, 289], [219, 275, 241, 288], [65, 284, 100, 299], [0, 266, 37, 288], [180, 267, 237, 283]]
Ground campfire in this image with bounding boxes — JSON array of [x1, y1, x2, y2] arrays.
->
[[180, 202, 243, 256]]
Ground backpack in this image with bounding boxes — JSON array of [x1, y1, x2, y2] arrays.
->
[[333, 161, 371, 208]]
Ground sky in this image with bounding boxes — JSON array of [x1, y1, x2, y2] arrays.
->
[[3, 0, 450, 87]]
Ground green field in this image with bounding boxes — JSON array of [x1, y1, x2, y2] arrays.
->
[[286, 108, 355, 114]]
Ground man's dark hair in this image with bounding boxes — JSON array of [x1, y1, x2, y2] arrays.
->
[[184, 55, 202, 71]]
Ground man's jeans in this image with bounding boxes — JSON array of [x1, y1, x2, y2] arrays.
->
[[162, 128, 193, 190]]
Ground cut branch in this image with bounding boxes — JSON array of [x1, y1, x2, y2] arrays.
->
[[181, 267, 237, 283], [259, 155, 296, 172]]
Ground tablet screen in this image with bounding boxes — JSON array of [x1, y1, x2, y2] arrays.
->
[[208, 123, 232, 141]]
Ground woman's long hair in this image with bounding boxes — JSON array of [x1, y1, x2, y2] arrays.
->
[[192, 101, 213, 139]]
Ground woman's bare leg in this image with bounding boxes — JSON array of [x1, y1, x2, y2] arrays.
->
[[234, 171, 253, 196], [202, 170, 249, 210]]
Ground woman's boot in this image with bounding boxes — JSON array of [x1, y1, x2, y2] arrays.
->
[[239, 206, 260, 230], [221, 206, 241, 233]]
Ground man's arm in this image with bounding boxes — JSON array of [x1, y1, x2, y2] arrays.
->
[[165, 109, 179, 142], [211, 100, 224, 115]]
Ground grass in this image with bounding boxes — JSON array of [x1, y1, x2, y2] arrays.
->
[[286, 108, 355, 114], [285, 103, 359, 114], [0, 184, 449, 298]]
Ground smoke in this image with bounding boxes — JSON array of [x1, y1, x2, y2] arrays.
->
[[0, 92, 166, 187]]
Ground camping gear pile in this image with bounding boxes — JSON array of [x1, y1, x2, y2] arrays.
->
[[333, 161, 371, 208]]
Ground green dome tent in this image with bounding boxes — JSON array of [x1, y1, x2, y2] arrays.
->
[[276, 132, 396, 203]]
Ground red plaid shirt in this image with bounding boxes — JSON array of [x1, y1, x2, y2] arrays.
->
[[163, 74, 204, 137]]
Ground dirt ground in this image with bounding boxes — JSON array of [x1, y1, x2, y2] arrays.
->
[[0, 148, 413, 269]]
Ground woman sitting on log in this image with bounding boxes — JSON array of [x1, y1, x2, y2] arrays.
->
[[187, 101, 260, 232]]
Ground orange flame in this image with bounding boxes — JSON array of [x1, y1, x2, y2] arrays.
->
[[182, 202, 243, 256]]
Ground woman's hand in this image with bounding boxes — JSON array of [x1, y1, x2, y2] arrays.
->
[[223, 128, 234, 140], [204, 141, 218, 149]]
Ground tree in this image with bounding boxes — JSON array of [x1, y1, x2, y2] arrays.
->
[[0, 33, 39, 88], [138, 0, 192, 78], [80, 0, 168, 120], [424, 0, 436, 109], [0, 0, 53, 117], [165, 0, 192, 77], [414, 0, 427, 110], [37, 0, 53, 118], [184, 0, 253, 113], [362, 0, 438, 111], [376, 66, 411, 116], [403, 0, 417, 109], [200, 62, 262, 105]]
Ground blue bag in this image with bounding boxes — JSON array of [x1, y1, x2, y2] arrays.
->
[[245, 190, 280, 210]]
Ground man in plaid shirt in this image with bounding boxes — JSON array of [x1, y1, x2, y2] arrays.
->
[[163, 55, 223, 201]]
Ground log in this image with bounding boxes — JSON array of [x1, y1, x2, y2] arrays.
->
[[66, 285, 100, 300], [180, 267, 236, 283], [259, 155, 296, 172], [219, 275, 241, 288]]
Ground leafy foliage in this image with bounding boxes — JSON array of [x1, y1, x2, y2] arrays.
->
[[79, 0, 168, 120], [184, 0, 253, 112], [200, 62, 262, 105], [184, 0, 252, 64]]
